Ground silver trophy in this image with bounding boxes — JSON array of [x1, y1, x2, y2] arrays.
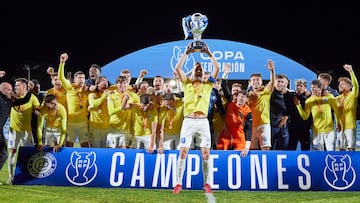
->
[[182, 13, 208, 52]]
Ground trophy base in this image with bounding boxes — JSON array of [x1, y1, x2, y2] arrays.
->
[[191, 41, 204, 52]]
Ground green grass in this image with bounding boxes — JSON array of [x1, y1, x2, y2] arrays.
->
[[1, 152, 360, 203]]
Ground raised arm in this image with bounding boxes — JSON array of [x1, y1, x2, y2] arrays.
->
[[265, 59, 275, 92], [344, 64, 359, 95], [57, 53, 72, 90], [134, 69, 148, 87], [175, 42, 194, 82], [221, 63, 232, 102], [201, 42, 220, 79]]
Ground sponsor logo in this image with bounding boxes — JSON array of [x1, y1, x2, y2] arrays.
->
[[27, 151, 57, 178]]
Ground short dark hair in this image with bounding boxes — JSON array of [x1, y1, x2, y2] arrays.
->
[[44, 94, 57, 103], [15, 78, 28, 85], [116, 75, 127, 83], [250, 73, 262, 79], [91, 64, 101, 73], [238, 89, 249, 97], [276, 74, 288, 81], [318, 73, 332, 83], [311, 79, 322, 89], [74, 71, 85, 78]]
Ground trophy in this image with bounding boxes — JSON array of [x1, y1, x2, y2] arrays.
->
[[182, 12, 208, 52]]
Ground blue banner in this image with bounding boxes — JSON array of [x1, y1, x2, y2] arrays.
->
[[15, 147, 360, 191]]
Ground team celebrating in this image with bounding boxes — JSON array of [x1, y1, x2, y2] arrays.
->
[[0, 42, 358, 193]]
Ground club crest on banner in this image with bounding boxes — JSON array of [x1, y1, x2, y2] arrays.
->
[[27, 151, 57, 178], [170, 45, 196, 76], [65, 151, 98, 186], [323, 154, 356, 190]]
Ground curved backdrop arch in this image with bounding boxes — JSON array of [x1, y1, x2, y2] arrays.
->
[[102, 39, 316, 88]]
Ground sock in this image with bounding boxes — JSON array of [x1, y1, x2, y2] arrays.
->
[[176, 158, 186, 185], [203, 159, 209, 184], [8, 152, 16, 179]]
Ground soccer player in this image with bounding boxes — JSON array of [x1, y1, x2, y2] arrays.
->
[[37, 94, 67, 152], [172, 41, 219, 194], [318, 72, 339, 97], [247, 59, 275, 150], [85, 64, 102, 89], [88, 76, 110, 148], [336, 64, 358, 151], [217, 90, 252, 157], [294, 79, 341, 151], [7, 77, 40, 184], [157, 93, 184, 153], [106, 76, 136, 148], [58, 53, 90, 147], [0, 75, 31, 184], [122, 93, 158, 153], [45, 68, 68, 111]]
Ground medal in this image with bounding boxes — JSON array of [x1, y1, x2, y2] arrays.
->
[[98, 109, 102, 114]]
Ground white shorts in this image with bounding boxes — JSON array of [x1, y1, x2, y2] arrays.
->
[[163, 134, 180, 150], [89, 127, 108, 148], [250, 124, 271, 149], [178, 117, 211, 149], [337, 129, 356, 149], [130, 134, 154, 149], [313, 131, 335, 151], [8, 128, 34, 150], [43, 127, 61, 146], [67, 121, 89, 143], [106, 127, 131, 148]]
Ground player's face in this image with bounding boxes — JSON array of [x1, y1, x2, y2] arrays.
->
[[317, 77, 328, 87], [153, 77, 164, 90], [121, 73, 131, 85], [139, 83, 149, 94], [275, 78, 287, 91], [89, 67, 100, 79], [295, 83, 306, 94], [214, 80, 221, 89], [14, 81, 26, 95], [97, 77, 108, 91], [338, 81, 350, 93], [46, 99, 57, 110], [163, 99, 174, 109], [52, 76, 63, 88], [192, 63, 203, 81], [74, 74, 86, 87], [310, 84, 322, 96], [117, 81, 127, 92], [231, 86, 241, 95], [163, 83, 172, 93], [250, 76, 262, 89], [236, 93, 248, 105]]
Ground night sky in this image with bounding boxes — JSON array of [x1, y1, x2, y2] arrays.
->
[[1, 2, 359, 90]]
